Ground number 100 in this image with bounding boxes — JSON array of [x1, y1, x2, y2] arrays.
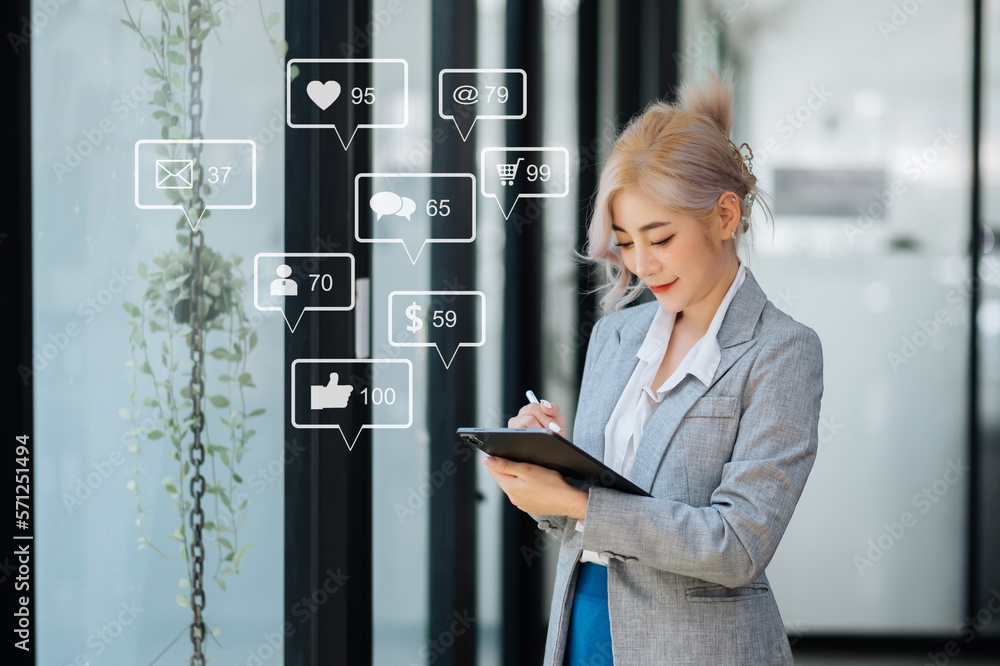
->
[[360, 387, 396, 405]]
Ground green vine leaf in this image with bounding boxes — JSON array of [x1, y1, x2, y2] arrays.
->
[[209, 395, 229, 408], [233, 542, 254, 571]]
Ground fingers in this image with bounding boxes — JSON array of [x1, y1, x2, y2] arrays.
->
[[484, 455, 525, 477], [507, 402, 565, 432]]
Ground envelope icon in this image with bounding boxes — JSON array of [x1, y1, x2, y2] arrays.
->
[[155, 159, 194, 189]]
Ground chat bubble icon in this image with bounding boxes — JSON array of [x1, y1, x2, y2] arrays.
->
[[388, 291, 486, 369], [370, 191, 403, 220], [356, 173, 476, 264], [291, 358, 413, 450], [480, 147, 570, 219], [439, 69, 527, 141], [397, 197, 417, 221], [135, 139, 257, 231], [286, 58, 408, 150], [253, 253, 355, 332]]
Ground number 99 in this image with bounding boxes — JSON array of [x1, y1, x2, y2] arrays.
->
[[526, 164, 550, 182]]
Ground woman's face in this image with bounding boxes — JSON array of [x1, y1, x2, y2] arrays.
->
[[610, 188, 738, 316]]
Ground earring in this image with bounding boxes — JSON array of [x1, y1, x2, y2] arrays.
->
[[731, 230, 736, 239], [731, 197, 736, 202]]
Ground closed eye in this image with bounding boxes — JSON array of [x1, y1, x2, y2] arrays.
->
[[615, 240, 633, 249], [653, 236, 673, 246]]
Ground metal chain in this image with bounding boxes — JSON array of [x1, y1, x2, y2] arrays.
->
[[186, 0, 209, 662]]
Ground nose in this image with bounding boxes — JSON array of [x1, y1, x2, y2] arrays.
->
[[633, 243, 660, 280]]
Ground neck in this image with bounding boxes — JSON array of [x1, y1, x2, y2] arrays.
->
[[677, 255, 740, 333]]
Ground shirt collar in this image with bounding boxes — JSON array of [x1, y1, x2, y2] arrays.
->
[[635, 262, 746, 389]]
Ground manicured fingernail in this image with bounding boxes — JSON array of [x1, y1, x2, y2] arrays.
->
[[548, 422, 561, 433], [483, 456, 495, 465], [541, 399, 552, 408]]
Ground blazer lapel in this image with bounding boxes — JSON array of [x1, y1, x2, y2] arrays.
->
[[626, 269, 768, 493], [575, 304, 656, 461]]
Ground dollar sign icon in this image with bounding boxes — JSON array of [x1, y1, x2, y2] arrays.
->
[[405, 301, 423, 333]]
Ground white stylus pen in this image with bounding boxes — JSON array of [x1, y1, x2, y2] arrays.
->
[[525, 390, 561, 433]]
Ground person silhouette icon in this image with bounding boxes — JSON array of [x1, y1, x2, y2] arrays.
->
[[270, 264, 298, 297]]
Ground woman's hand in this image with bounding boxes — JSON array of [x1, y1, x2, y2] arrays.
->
[[507, 399, 568, 436], [483, 456, 588, 519]]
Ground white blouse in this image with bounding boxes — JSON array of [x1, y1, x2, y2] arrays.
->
[[577, 263, 746, 565]]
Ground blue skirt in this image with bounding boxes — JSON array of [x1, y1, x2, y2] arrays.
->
[[563, 562, 614, 666]]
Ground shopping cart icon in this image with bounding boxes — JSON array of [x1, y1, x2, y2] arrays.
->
[[496, 158, 524, 186]]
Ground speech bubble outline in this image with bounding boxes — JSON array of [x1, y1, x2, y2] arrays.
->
[[253, 253, 356, 332], [134, 139, 257, 231], [388, 291, 486, 369], [354, 173, 476, 264], [438, 68, 527, 141], [290, 358, 413, 450], [480, 146, 570, 219], [286, 58, 409, 150]]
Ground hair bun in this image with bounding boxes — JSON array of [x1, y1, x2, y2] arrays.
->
[[677, 69, 736, 138]]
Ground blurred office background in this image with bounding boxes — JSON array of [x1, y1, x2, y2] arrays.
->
[[9, 0, 1000, 664]]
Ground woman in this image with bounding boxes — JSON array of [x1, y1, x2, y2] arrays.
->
[[483, 71, 824, 665]]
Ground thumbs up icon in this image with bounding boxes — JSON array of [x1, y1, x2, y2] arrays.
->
[[310, 372, 354, 410]]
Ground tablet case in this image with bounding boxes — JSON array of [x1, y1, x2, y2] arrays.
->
[[457, 427, 652, 497]]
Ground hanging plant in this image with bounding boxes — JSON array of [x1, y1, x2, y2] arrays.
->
[[119, 0, 286, 659]]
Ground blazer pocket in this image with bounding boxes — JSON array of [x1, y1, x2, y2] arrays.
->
[[685, 395, 738, 419], [685, 583, 770, 603]]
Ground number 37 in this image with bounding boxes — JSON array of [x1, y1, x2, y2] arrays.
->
[[207, 166, 231, 184]]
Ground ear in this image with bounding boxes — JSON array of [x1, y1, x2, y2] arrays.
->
[[715, 192, 741, 241]]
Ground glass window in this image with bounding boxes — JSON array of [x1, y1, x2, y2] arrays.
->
[[689, 0, 972, 632], [33, 1, 287, 662]]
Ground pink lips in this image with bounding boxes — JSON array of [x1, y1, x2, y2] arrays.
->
[[650, 279, 677, 294]]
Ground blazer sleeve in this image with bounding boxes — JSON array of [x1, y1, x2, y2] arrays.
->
[[579, 322, 824, 587], [528, 314, 610, 539]]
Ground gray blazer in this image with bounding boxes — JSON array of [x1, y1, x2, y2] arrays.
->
[[534, 268, 823, 666]]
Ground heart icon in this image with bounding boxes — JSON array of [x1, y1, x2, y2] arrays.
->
[[306, 80, 341, 111]]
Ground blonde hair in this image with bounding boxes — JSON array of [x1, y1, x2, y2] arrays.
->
[[583, 70, 768, 312]]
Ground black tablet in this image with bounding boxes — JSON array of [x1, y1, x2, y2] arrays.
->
[[457, 427, 652, 497]]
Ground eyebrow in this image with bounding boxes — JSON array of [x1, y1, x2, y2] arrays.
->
[[611, 220, 672, 233]]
